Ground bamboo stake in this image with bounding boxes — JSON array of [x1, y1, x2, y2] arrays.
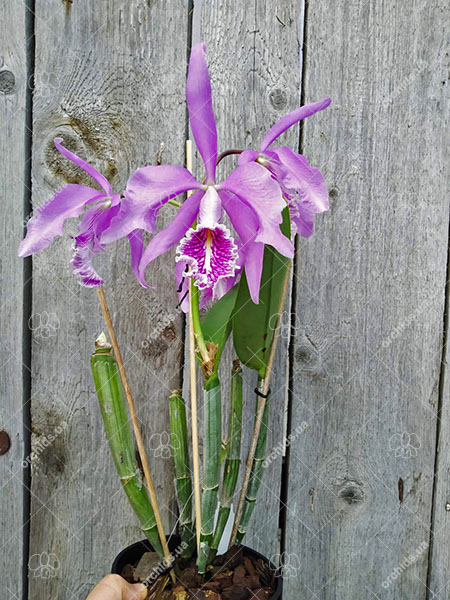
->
[[229, 262, 292, 546], [96, 288, 175, 582], [186, 140, 202, 553]]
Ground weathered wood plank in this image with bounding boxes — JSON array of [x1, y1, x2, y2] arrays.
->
[[0, 1, 28, 597], [429, 293, 450, 598], [29, 2, 188, 598], [192, 0, 304, 558], [285, 1, 450, 598], [427, 25, 450, 587]]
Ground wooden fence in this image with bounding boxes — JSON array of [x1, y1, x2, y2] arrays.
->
[[1, 1, 449, 598]]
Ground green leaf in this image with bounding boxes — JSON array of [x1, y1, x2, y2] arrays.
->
[[201, 284, 239, 371], [232, 207, 291, 376]]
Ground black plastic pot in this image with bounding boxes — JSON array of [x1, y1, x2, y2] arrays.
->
[[112, 536, 283, 599]]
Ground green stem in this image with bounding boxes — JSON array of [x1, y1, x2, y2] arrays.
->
[[197, 375, 222, 574], [168, 390, 195, 558], [235, 378, 269, 545], [168, 199, 182, 208], [209, 360, 243, 561], [189, 279, 211, 372], [91, 345, 163, 556]]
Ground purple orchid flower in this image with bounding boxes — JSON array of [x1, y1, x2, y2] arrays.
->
[[109, 43, 294, 306], [18, 138, 145, 287], [238, 96, 332, 237]]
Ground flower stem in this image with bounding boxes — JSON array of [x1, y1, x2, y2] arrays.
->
[[229, 262, 291, 546], [96, 288, 175, 581], [168, 199, 182, 208], [189, 279, 213, 373], [216, 148, 244, 166]]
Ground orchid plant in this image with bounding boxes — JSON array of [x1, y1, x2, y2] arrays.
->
[[19, 43, 330, 578]]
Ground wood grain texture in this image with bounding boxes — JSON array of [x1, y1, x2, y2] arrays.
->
[[2, 1, 449, 598], [0, 1, 28, 597], [427, 18, 450, 587], [29, 2, 188, 598], [192, 0, 304, 557], [285, 1, 450, 599]]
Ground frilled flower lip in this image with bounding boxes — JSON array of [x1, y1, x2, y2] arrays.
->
[[176, 224, 239, 291]]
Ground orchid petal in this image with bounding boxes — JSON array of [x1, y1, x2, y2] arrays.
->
[[138, 190, 203, 287], [79, 193, 121, 248], [297, 204, 315, 238], [220, 191, 264, 303], [260, 97, 331, 152], [54, 138, 112, 196], [128, 230, 145, 283], [238, 149, 259, 166], [186, 43, 218, 184], [271, 146, 329, 213], [70, 195, 121, 287], [102, 165, 200, 244], [18, 184, 104, 257], [198, 186, 222, 228], [221, 162, 294, 259]]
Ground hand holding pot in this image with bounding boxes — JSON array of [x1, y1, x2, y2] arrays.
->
[[86, 574, 147, 600]]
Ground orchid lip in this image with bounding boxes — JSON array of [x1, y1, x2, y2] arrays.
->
[[175, 223, 239, 291]]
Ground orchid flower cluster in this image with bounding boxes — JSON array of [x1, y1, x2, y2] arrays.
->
[[19, 44, 330, 306], [19, 43, 330, 576]]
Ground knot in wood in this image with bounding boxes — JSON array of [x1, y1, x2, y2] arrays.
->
[[269, 88, 288, 110], [338, 479, 365, 506], [0, 70, 15, 94]]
